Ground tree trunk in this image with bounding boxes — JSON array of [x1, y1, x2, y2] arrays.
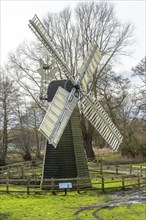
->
[[0, 137, 8, 166], [81, 117, 96, 161], [83, 132, 95, 160], [23, 148, 32, 161], [0, 143, 7, 166], [0, 98, 8, 166], [33, 109, 41, 159]]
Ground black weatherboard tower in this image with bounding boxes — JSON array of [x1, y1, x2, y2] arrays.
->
[[29, 15, 123, 190]]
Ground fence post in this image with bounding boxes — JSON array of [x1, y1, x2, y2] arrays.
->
[[21, 167, 24, 179], [51, 178, 55, 195], [19, 167, 21, 178], [6, 177, 9, 193], [100, 163, 103, 175], [64, 188, 67, 196], [31, 165, 34, 176], [130, 165, 132, 174], [8, 167, 10, 179], [34, 174, 37, 185], [138, 176, 140, 187], [27, 177, 30, 195], [122, 176, 125, 190], [17, 166, 19, 176], [101, 176, 104, 192], [77, 177, 81, 194], [140, 166, 142, 177], [116, 165, 118, 175]]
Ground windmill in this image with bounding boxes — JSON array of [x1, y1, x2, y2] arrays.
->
[[29, 15, 123, 190]]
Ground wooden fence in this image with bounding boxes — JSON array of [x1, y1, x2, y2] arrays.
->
[[0, 163, 146, 180], [0, 175, 145, 195], [90, 164, 146, 177], [0, 162, 42, 179], [0, 162, 146, 195], [0, 160, 42, 171]]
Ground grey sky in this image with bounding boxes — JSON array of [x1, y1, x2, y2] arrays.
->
[[0, 0, 145, 72]]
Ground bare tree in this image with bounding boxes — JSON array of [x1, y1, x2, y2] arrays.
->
[[26, 102, 45, 159], [6, 2, 135, 159], [0, 69, 18, 165], [42, 2, 135, 159], [114, 58, 146, 158], [132, 57, 146, 119], [10, 96, 31, 160], [11, 97, 45, 160]]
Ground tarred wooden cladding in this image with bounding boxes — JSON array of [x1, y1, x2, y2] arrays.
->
[[40, 108, 91, 189]]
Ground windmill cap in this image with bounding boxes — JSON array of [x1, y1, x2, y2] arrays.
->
[[47, 80, 74, 102]]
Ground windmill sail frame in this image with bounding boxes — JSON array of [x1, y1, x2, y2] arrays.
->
[[29, 14, 123, 151]]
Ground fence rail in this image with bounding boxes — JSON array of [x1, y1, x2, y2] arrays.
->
[[0, 162, 42, 179], [0, 160, 42, 171], [0, 161, 146, 195], [1, 163, 146, 180], [89, 164, 146, 177], [0, 175, 145, 195]]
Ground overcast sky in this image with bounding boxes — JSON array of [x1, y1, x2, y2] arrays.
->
[[0, 0, 145, 73]]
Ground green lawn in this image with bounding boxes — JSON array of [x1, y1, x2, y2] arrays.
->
[[0, 191, 145, 220], [98, 203, 146, 220], [0, 192, 101, 220], [77, 204, 146, 220], [0, 158, 145, 220]]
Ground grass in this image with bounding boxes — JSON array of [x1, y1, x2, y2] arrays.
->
[[133, 163, 146, 166], [98, 204, 146, 220], [0, 191, 145, 220], [0, 173, 145, 219], [0, 192, 102, 220], [1, 151, 145, 219]]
